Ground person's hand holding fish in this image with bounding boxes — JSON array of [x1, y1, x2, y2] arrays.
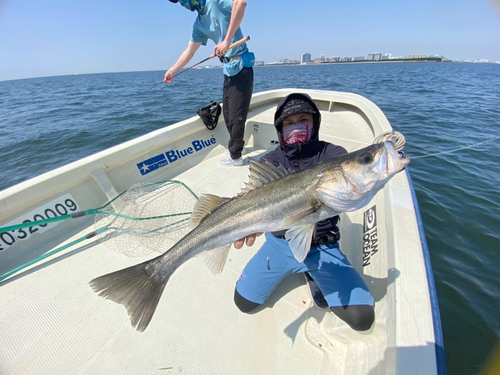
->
[[234, 232, 263, 249]]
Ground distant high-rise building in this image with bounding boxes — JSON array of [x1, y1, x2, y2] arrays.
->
[[368, 53, 382, 61], [301, 53, 312, 64]]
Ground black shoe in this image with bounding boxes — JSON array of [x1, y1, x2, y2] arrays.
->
[[304, 272, 328, 309]]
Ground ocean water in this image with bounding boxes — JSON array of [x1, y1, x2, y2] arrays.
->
[[1, 63, 499, 374]]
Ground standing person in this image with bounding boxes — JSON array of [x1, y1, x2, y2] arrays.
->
[[165, 0, 254, 167], [233, 93, 375, 331]]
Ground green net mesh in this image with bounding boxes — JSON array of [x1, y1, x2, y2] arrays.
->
[[95, 180, 199, 257]]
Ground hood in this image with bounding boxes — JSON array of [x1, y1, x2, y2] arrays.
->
[[273, 93, 321, 146]]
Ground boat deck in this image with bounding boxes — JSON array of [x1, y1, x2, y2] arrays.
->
[[0, 89, 439, 374]]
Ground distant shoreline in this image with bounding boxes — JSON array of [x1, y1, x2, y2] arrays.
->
[[262, 57, 452, 67]]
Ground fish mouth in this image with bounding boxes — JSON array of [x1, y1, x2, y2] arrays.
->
[[398, 150, 411, 169], [383, 141, 411, 174]]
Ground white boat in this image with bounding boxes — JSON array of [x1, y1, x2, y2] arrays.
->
[[0, 89, 445, 374]]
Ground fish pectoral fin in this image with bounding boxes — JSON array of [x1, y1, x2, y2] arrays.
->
[[198, 245, 232, 275], [285, 224, 315, 263], [316, 187, 374, 212], [190, 194, 230, 227], [282, 206, 319, 228], [315, 188, 353, 212]]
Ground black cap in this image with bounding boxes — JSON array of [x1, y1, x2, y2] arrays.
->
[[168, 0, 179, 3], [274, 93, 320, 128]]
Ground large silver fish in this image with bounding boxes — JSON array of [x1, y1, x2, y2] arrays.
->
[[90, 141, 410, 331]]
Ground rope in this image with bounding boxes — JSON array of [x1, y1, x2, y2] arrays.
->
[[373, 131, 406, 151]]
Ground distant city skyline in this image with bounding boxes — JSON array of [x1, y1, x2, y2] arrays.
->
[[255, 51, 499, 66]]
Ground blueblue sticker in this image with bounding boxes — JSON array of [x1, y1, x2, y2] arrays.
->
[[137, 136, 217, 176], [137, 154, 168, 176]]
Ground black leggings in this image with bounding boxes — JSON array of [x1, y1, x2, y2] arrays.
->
[[234, 289, 375, 332]]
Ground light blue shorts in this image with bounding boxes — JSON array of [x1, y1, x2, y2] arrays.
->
[[236, 233, 374, 307]]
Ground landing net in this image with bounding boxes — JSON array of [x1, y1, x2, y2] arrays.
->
[[95, 180, 199, 257]]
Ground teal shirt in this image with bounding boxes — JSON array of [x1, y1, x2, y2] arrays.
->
[[190, 0, 249, 76]]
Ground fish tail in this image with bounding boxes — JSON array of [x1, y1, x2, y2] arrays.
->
[[89, 261, 169, 332]]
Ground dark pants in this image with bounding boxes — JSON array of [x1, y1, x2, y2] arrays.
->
[[223, 67, 254, 159]]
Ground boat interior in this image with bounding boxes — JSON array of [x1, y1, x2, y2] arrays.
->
[[0, 89, 438, 374]]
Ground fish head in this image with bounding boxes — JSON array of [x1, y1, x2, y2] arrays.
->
[[316, 141, 410, 212]]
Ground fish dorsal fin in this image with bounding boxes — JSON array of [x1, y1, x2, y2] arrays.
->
[[240, 158, 290, 195], [190, 194, 230, 228], [198, 245, 232, 275], [285, 224, 316, 262]]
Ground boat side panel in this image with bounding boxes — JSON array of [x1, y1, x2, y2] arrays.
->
[[406, 169, 447, 375], [0, 175, 107, 275], [384, 172, 439, 375]]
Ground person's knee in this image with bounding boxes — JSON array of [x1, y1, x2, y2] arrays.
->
[[331, 305, 375, 331], [234, 289, 261, 313], [349, 306, 375, 331]]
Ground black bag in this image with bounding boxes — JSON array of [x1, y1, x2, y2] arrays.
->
[[197, 101, 221, 130], [311, 227, 341, 246]]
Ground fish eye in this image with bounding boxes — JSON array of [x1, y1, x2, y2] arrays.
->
[[359, 153, 373, 164]]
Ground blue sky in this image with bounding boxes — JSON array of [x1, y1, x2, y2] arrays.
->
[[1, 0, 499, 81]]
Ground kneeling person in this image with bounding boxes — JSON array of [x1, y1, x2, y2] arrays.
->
[[233, 93, 375, 331]]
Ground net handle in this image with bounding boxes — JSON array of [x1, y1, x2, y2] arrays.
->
[[0, 180, 198, 233]]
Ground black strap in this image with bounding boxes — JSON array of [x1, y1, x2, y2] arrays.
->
[[311, 230, 341, 246], [273, 228, 340, 246]]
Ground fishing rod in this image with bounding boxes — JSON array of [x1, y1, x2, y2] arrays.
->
[[138, 35, 250, 95]]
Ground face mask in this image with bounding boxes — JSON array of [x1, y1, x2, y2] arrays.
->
[[282, 123, 314, 145], [179, 0, 206, 12]]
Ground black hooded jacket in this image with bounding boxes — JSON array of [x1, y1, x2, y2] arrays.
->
[[260, 93, 347, 240]]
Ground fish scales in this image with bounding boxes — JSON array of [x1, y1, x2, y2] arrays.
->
[[154, 169, 322, 271]]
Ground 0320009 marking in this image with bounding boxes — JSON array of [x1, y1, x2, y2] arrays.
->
[[0, 194, 80, 251]]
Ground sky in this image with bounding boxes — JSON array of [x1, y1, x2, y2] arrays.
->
[[1, 0, 500, 81]]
